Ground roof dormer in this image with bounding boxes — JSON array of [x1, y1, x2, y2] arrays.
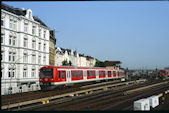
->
[[25, 9, 34, 21]]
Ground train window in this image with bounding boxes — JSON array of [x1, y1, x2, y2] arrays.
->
[[59, 71, 61, 79], [93, 71, 96, 76], [87, 71, 90, 77], [99, 71, 102, 76], [72, 71, 75, 78], [76, 71, 79, 78], [61, 71, 66, 79], [99, 71, 103, 77], [108, 71, 111, 76], [103, 71, 105, 76], [80, 71, 83, 77], [90, 71, 92, 77]]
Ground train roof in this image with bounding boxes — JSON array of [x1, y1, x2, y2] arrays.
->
[[40, 66, 122, 70], [160, 69, 167, 71]]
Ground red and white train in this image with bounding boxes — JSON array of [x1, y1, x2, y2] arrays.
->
[[159, 69, 168, 78], [39, 66, 126, 90]]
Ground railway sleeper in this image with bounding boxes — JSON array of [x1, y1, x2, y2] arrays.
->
[[2, 79, 147, 110]]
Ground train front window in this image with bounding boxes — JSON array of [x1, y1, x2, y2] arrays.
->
[[40, 69, 53, 78]]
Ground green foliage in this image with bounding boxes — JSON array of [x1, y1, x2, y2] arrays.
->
[[68, 61, 72, 66], [94, 60, 106, 67], [62, 60, 72, 66]]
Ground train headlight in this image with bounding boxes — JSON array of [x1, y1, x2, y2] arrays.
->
[[40, 79, 42, 81], [51, 79, 54, 81]]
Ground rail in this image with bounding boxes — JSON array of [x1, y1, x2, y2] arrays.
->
[[1, 79, 146, 110]]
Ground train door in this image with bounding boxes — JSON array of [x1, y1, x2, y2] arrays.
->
[[83, 70, 87, 80], [113, 71, 116, 78], [67, 70, 71, 83], [96, 70, 99, 79], [118, 71, 120, 78]]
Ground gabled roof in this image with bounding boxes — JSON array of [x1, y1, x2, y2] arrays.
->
[[1, 3, 48, 27], [33, 16, 48, 27], [1, 3, 26, 16]]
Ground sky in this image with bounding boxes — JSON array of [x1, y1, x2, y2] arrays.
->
[[2, 1, 169, 69]]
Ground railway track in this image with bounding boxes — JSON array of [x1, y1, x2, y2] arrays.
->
[[1, 79, 120, 106], [14, 79, 169, 111], [2, 79, 147, 110]]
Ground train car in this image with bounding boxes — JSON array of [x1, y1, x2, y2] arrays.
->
[[159, 69, 168, 78], [39, 66, 125, 90]]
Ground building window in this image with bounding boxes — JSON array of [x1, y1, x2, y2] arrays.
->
[[9, 52, 12, 62], [29, 12, 31, 19], [9, 35, 16, 46], [1, 17, 4, 26], [8, 68, 12, 78], [24, 23, 28, 33], [1, 65, 4, 78], [1, 51, 4, 61], [32, 54, 36, 64], [8, 68, 15, 78], [39, 28, 41, 37], [9, 19, 17, 30], [23, 68, 27, 78], [9, 19, 13, 29], [43, 43, 46, 52], [12, 52, 16, 62], [13, 20, 17, 30], [9, 52, 16, 62], [32, 26, 36, 35], [12, 68, 15, 78], [24, 38, 28, 47], [9, 35, 12, 45], [38, 55, 41, 64], [44, 30, 46, 39], [31, 68, 35, 78], [1, 33, 4, 44], [13, 36, 16, 46], [32, 40, 36, 49], [43, 56, 46, 65], [38, 42, 41, 51], [23, 53, 28, 63]]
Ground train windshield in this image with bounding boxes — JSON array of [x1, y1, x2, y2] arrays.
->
[[40, 68, 53, 78]]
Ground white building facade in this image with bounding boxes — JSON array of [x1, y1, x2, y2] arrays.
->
[[55, 47, 96, 67], [1, 3, 50, 95]]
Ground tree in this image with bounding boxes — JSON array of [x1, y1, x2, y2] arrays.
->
[[62, 60, 69, 66], [62, 60, 72, 66], [94, 60, 106, 67], [68, 61, 72, 66]]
